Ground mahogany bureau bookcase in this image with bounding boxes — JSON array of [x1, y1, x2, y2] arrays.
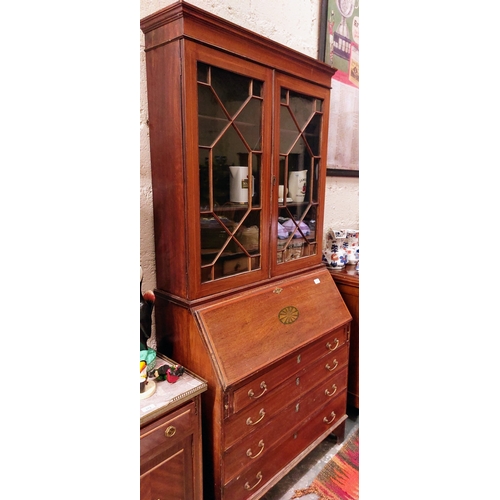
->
[[141, 3, 352, 498]]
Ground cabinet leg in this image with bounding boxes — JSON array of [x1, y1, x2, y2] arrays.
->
[[329, 421, 346, 444]]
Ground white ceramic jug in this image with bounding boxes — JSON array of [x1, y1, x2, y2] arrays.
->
[[229, 166, 249, 203], [323, 229, 348, 269], [288, 170, 307, 202], [345, 229, 359, 265]]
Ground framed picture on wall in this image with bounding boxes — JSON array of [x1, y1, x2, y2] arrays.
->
[[319, 0, 359, 178], [319, 0, 359, 88]]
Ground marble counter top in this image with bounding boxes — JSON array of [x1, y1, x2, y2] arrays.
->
[[140, 354, 207, 427]]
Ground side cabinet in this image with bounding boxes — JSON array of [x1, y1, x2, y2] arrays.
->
[[140, 357, 207, 500]]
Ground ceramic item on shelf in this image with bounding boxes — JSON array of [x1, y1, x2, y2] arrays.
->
[[288, 170, 307, 202], [322, 229, 348, 269], [278, 185, 292, 203], [344, 229, 359, 265], [229, 166, 255, 203]]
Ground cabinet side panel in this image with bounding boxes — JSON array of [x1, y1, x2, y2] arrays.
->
[[336, 282, 359, 408], [154, 296, 225, 499], [144, 40, 188, 296]]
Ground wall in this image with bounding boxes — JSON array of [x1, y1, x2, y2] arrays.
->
[[140, 0, 359, 320]]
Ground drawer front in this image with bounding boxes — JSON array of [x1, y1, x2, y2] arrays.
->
[[140, 401, 196, 464], [223, 367, 348, 483], [222, 390, 348, 500], [231, 325, 349, 414], [224, 346, 348, 448]]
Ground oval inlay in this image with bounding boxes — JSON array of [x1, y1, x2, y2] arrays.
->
[[278, 306, 299, 324]]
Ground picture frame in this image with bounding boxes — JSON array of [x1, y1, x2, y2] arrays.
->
[[326, 168, 358, 178], [319, 0, 359, 178]]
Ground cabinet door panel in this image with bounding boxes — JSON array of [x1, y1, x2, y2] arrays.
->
[[140, 441, 194, 500], [272, 74, 331, 276], [184, 41, 273, 298]]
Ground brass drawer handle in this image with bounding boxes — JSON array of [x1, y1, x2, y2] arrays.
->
[[246, 439, 265, 459], [325, 384, 338, 397], [325, 359, 339, 371], [246, 408, 265, 426], [323, 411, 336, 425], [248, 381, 267, 399], [326, 339, 340, 352], [164, 426, 176, 438], [244, 471, 263, 491]]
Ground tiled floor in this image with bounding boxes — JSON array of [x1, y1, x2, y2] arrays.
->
[[260, 406, 359, 500]]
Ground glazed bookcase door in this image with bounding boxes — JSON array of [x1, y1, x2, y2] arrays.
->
[[184, 42, 272, 297], [272, 73, 330, 276]]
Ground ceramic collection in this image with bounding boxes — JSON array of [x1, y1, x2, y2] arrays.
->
[[322, 228, 359, 270]]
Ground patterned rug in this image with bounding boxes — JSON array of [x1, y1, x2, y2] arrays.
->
[[292, 428, 359, 500]]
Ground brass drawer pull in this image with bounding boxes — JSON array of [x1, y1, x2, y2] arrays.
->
[[325, 359, 339, 371], [323, 411, 336, 424], [246, 439, 265, 459], [164, 426, 176, 438], [244, 471, 263, 491], [325, 384, 338, 397], [326, 339, 340, 352], [246, 408, 265, 426], [248, 381, 267, 399]]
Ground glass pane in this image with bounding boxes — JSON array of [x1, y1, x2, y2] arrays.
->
[[277, 87, 323, 266], [250, 153, 261, 207], [312, 159, 320, 203], [197, 62, 263, 283], [289, 91, 314, 131], [304, 112, 322, 156], [277, 205, 317, 262], [198, 84, 229, 147], [235, 97, 262, 151], [252, 80, 263, 97], [197, 62, 209, 83], [212, 127, 247, 206], [234, 220, 260, 254], [199, 148, 211, 210], [200, 215, 236, 254], [211, 66, 250, 117], [280, 106, 299, 154]]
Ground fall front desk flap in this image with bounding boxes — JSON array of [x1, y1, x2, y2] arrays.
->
[[193, 267, 352, 389]]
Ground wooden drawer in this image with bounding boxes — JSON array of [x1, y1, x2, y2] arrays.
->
[[231, 326, 349, 414], [222, 390, 348, 500], [223, 367, 348, 483], [140, 401, 196, 468], [224, 346, 348, 448]]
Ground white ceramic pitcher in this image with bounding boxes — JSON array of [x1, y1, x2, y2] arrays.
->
[[288, 170, 307, 202], [229, 166, 252, 203]]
